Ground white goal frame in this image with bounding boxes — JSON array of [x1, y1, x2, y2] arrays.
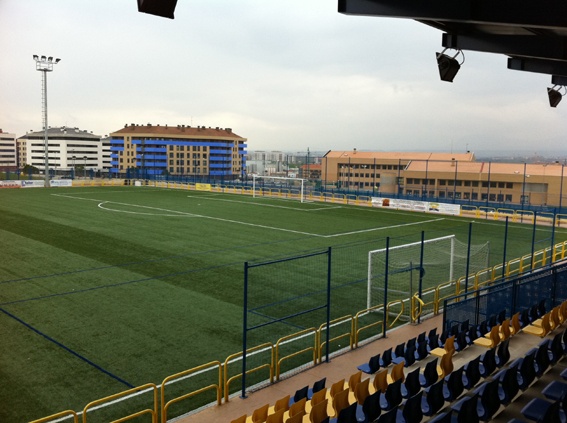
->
[[252, 175, 306, 203], [367, 235, 457, 310]]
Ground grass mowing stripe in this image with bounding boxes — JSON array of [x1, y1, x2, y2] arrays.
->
[[0, 307, 134, 389], [0, 259, 245, 306]]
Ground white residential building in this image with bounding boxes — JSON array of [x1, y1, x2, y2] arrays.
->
[[18, 127, 107, 172]]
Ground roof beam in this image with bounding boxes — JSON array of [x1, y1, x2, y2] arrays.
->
[[338, 0, 567, 30], [508, 57, 567, 77], [442, 33, 567, 61]]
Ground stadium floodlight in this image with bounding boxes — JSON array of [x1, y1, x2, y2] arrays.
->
[[33, 54, 61, 188], [436, 48, 464, 83], [137, 0, 178, 19], [547, 85, 564, 108]]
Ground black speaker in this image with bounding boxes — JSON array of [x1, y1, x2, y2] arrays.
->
[[137, 0, 178, 19], [436, 53, 461, 83], [548, 87, 562, 108]]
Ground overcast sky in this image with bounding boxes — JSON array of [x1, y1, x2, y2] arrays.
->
[[1, 0, 565, 155]]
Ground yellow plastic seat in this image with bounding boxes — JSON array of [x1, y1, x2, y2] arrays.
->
[[523, 312, 552, 338], [387, 360, 405, 384], [331, 387, 350, 419], [372, 368, 388, 394], [474, 324, 500, 348], [437, 352, 454, 379], [431, 335, 455, 357]]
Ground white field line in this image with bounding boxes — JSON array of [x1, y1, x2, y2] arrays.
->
[[186, 194, 342, 212], [53, 194, 446, 238]]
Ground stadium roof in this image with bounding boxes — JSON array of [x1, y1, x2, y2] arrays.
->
[[111, 124, 246, 140], [338, 0, 567, 86]]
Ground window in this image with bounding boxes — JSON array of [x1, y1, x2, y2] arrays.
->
[[498, 182, 505, 188], [506, 194, 512, 202], [482, 181, 489, 188], [464, 181, 471, 187], [506, 183, 513, 189], [439, 180, 446, 186], [472, 181, 479, 187]]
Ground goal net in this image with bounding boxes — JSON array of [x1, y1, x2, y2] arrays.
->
[[367, 235, 490, 310], [252, 175, 306, 203]]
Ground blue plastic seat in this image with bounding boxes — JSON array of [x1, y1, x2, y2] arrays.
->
[[474, 379, 500, 421], [398, 391, 423, 423], [379, 347, 393, 368], [308, 377, 326, 399], [511, 349, 536, 391], [375, 407, 397, 423], [451, 392, 479, 423], [415, 340, 429, 362], [427, 410, 452, 423], [422, 379, 445, 417], [494, 366, 519, 405], [401, 367, 421, 399], [358, 390, 381, 423], [495, 337, 511, 368], [419, 358, 439, 388], [443, 365, 464, 402], [357, 353, 381, 375], [479, 348, 497, 378], [379, 378, 402, 411], [463, 355, 482, 389], [542, 380, 567, 401], [521, 397, 561, 423]]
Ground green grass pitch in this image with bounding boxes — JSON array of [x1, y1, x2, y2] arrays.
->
[[0, 186, 564, 422]]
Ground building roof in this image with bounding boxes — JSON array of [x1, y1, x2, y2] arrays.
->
[[19, 127, 101, 140], [325, 150, 475, 162], [406, 160, 565, 177], [112, 124, 246, 141]]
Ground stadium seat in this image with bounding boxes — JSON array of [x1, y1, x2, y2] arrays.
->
[[332, 401, 357, 423], [462, 355, 482, 389], [289, 386, 309, 406], [288, 397, 307, 420], [415, 339, 429, 361], [431, 335, 454, 358], [347, 371, 362, 392], [399, 390, 423, 423], [520, 397, 561, 423], [231, 415, 247, 423], [494, 366, 519, 406], [310, 388, 328, 409], [331, 387, 349, 419], [387, 360, 405, 384], [533, 340, 551, 377], [330, 379, 346, 401], [474, 325, 500, 349], [359, 390, 381, 422], [511, 349, 536, 390], [354, 378, 370, 406], [392, 342, 406, 361], [451, 392, 479, 423], [495, 337, 511, 368], [479, 347, 497, 378], [357, 353, 381, 374], [379, 348, 393, 368], [401, 367, 421, 399], [250, 404, 269, 423], [442, 365, 464, 402], [372, 368, 388, 394], [510, 312, 521, 335], [547, 332, 565, 364], [379, 378, 402, 411], [422, 379, 445, 417], [308, 378, 327, 399], [474, 379, 500, 421], [542, 380, 567, 401], [271, 395, 290, 414], [523, 312, 551, 338], [309, 398, 329, 423], [284, 413, 303, 423], [266, 408, 285, 423], [419, 357, 439, 388], [437, 352, 454, 379]]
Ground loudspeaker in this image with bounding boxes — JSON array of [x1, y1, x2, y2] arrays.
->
[[436, 53, 461, 83], [137, 0, 178, 19]]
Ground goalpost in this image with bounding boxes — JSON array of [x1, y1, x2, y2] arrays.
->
[[252, 175, 307, 203], [367, 235, 490, 310]]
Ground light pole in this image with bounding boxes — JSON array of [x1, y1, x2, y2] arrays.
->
[[33, 55, 61, 188], [83, 156, 87, 178]]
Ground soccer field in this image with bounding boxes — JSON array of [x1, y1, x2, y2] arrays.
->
[[1, 186, 564, 422]]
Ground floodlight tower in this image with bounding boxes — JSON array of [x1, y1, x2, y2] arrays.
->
[[33, 55, 61, 187]]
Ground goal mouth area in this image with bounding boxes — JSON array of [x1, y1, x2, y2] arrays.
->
[[252, 175, 307, 203]]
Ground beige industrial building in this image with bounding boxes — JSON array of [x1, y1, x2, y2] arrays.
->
[[322, 150, 567, 208]]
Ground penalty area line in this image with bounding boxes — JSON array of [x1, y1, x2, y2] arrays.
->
[[323, 218, 445, 238]]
